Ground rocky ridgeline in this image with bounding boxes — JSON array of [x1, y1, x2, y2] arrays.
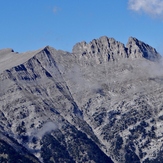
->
[[0, 36, 163, 163], [72, 36, 160, 63]]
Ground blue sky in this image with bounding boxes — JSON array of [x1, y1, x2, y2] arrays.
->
[[0, 0, 163, 53]]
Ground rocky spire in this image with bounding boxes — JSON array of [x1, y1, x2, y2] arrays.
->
[[126, 37, 161, 61]]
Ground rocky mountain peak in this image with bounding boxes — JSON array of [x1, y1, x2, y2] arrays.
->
[[126, 37, 161, 61], [72, 36, 161, 63], [72, 36, 128, 63]]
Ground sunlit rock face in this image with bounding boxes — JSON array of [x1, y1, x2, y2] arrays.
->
[[0, 36, 162, 163]]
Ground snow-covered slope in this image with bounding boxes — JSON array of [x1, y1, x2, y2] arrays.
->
[[0, 36, 162, 163]]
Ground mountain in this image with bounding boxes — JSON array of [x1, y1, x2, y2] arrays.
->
[[0, 36, 163, 163]]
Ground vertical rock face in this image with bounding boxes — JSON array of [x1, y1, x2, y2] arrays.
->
[[72, 36, 160, 63], [0, 36, 163, 163], [126, 37, 161, 61], [72, 36, 128, 63]]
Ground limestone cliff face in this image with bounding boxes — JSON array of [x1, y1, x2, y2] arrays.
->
[[72, 36, 160, 63], [0, 36, 163, 163], [72, 36, 128, 63], [126, 37, 161, 61]]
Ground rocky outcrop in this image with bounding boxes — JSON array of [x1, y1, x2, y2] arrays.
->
[[72, 36, 128, 63], [72, 36, 161, 63], [126, 37, 161, 61]]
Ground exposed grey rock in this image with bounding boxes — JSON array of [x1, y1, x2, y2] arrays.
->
[[0, 36, 162, 163], [72, 36, 128, 63], [0, 47, 45, 73], [127, 37, 161, 61], [73, 36, 161, 64]]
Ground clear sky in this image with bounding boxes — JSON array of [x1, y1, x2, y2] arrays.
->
[[0, 0, 163, 54]]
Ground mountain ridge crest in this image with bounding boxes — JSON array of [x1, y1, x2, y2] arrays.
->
[[72, 36, 161, 62], [0, 36, 161, 73]]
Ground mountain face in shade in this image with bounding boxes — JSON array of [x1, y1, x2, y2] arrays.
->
[[0, 36, 162, 163]]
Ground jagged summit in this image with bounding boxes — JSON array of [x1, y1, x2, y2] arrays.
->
[[126, 37, 161, 61], [72, 36, 128, 63], [72, 36, 161, 62]]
